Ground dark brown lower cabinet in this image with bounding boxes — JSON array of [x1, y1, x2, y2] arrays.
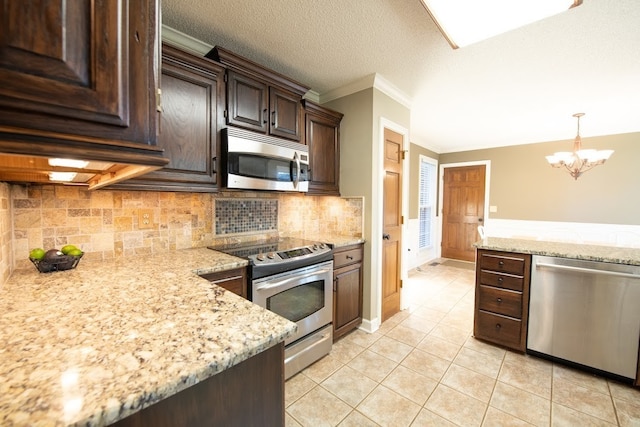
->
[[199, 267, 247, 299], [112, 342, 284, 427], [333, 243, 364, 341], [473, 249, 531, 352]]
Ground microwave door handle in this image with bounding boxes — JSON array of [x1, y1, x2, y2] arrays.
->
[[292, 152, 301, 189]]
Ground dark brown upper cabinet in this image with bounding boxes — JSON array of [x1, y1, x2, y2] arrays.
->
[[112, 43, 225, 192], [207, 47, 309, 142], [303, 100, 343, 196], [0, 0, 168, 188]]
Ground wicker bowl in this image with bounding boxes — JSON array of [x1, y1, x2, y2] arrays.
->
[[30, 253, 83, 273]]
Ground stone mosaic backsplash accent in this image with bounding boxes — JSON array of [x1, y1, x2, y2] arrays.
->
[[215, 199, 278, 235]]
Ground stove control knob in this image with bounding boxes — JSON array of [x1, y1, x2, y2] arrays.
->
[[312, 244, 318, 251], [256, 254, 265, 262], [267, 252, 276, 259], [319, 243, 326, 249]]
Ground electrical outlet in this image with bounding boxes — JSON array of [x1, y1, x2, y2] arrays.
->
[[138, 209, 153, 229]]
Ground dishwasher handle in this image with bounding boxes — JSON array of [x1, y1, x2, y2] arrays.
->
[[536, 261, 640, 280]]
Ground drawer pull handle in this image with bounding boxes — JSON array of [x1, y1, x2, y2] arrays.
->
[[496, 298, 502, 303], [346, 255, 353, 260], [495, 323, 502, 330]]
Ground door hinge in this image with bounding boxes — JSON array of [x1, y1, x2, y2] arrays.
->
[[223, 110, 228, 118], [401, 215, 404, 225], [401, 149, 407, 160], [400, 279, 403, 289]]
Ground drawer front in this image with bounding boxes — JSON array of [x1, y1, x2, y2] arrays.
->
[[479, 253, 525, 275], [475, 310, 522, 349], [479, 270, 524, 291], [478, 285, 522, 318], [333, 248, 363, 269]]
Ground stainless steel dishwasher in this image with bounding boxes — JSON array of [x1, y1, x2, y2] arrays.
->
[[528, 255, 640, 380]]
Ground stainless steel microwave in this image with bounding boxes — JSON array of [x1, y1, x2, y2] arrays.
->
[[222, 127, 309, 192]]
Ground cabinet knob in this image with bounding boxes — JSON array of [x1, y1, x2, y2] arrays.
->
[[495, 323, 502, 330], [498, 261, 505, 267], [497, 277, 504, 283], [496, 298, 502, 303]]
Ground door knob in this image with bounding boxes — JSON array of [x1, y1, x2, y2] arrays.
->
[[383, 233, 390, 240]]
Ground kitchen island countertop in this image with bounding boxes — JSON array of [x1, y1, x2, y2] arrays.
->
[[0, 248, 297, 426], [475, 237, 640, 266]]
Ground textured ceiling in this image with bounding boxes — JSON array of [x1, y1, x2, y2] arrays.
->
[[162, 0, 640, 153]]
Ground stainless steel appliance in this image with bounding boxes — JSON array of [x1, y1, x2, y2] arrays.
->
[[528, 255, 640, 380], [209, 238, 333, 379], [222, 127, 309, 192]]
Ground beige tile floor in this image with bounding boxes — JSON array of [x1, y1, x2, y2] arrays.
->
[[285, 259, 640, 427]]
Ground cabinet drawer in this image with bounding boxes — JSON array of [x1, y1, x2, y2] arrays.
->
[[478, 285, 522, 318], [475, 310, 522, 348], [479, 253, 525, 275], [333, 248, 363, 269], [479, 270, 524, 291]]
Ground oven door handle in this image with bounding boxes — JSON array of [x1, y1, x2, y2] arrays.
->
[[255, 268, 332, 291]]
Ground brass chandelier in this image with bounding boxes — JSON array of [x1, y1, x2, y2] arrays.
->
[[545, 113, 614, 180]]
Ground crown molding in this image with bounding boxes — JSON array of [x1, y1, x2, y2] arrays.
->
[[319, 73, 412, 109], [162, 25, 212, 55]]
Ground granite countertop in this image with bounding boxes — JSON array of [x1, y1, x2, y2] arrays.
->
[[475, 237, 640, 266], [0, 248, 297, 427]]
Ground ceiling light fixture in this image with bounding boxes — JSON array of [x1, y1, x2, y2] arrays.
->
[[420, 0, 582, 49], [545, 113, 614, 180]]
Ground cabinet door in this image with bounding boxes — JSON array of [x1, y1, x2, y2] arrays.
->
[[304, 102, 343, 195], [0, 0, 158, 145], [117, 45, 224, 191], [269, 87, 301, 141], [333, 263, 363, 340], [199, 267, 247, 299], [226, 70, 268, 133]]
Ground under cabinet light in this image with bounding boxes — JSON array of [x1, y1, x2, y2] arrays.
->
[[48, 158, 89, 169], [49, 172, 77, 182], [420, 0, 582, 49]]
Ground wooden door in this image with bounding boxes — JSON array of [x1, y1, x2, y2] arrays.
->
[[382, 128, 403, 322], [226, 70, 268, 133], [441, 165, 486, 262], [0, 0, 158, 145], [269, 87, 302, 141]]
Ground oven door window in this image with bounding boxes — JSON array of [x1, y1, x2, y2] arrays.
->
[[267, 279, 325, 323]]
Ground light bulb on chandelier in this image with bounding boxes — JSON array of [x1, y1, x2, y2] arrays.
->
[[545, 113, 614, 180]]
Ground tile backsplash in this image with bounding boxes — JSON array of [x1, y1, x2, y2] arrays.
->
[[1, 183, 11, 284], [5, 184, 363, 274]]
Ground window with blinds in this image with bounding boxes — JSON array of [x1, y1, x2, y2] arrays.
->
[[419, 157, 436, 249]]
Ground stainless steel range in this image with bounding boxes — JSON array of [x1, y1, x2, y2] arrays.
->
[[209, 238, 333, 379]]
